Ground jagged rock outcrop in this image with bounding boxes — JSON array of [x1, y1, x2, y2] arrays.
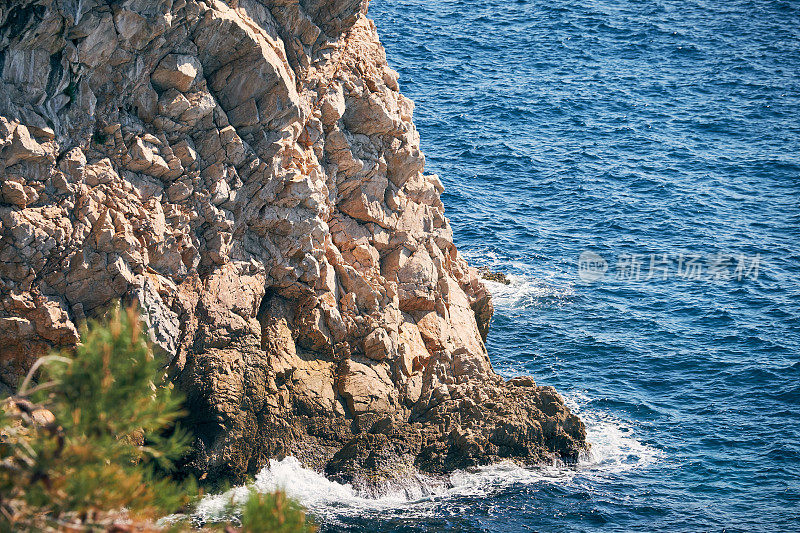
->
[[0, 0, 586, 483]]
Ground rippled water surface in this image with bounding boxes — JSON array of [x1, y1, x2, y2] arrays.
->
[[205, 1, 800, 530]]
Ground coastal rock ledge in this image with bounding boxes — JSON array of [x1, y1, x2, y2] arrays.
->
[[0, 0, 586, 484]]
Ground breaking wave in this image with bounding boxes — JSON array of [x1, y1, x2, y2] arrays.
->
[[460, 249, 575, 309], [482, 274, 575, 309], [193, 398, 660, 525]]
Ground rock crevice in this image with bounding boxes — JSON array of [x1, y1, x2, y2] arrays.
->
[[0, 0, 586, 483]]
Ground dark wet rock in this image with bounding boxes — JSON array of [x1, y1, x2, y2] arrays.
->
[[479, 267, 512, 285]]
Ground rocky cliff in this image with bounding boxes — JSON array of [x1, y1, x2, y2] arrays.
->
[[0, 0, 586, 484]]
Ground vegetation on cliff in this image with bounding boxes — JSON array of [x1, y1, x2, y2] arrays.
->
[[0, 307, 313, 532]]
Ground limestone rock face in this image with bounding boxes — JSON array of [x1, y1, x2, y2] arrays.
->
[[0, 0, 586, 482]]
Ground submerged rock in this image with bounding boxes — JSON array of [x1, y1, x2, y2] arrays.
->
[[479, 267, 512, 285], [0, 0, 586, 483]]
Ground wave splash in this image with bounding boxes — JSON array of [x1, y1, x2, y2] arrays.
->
[[482, 274, 575, 309], [460, 249, 575, 309], [573, 401, 662, 475], [194, 400, 660, 524]]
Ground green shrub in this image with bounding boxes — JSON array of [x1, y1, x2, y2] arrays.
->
[[0, 306, 315, 532], [0, 307, 195, 530], [239, 490, 316, 533]]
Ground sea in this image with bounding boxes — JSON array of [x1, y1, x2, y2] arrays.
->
[[196, 0, 800, 530]]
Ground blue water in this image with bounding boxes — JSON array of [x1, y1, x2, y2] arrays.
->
[[202, 1, 800, 531], [368, 0, 800, 530]]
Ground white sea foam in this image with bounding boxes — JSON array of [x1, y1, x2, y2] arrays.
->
[[482, 274, 574, 309], [569, 398, 662, 476], [193, 397, 660, 524]]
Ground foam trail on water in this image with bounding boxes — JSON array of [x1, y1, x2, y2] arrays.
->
[[194, 396, 660, 524], [483, 274, 574, 309], [194, 457, 466, 524], [568, 396, 662, 476], [460, 248, 574, 310]]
